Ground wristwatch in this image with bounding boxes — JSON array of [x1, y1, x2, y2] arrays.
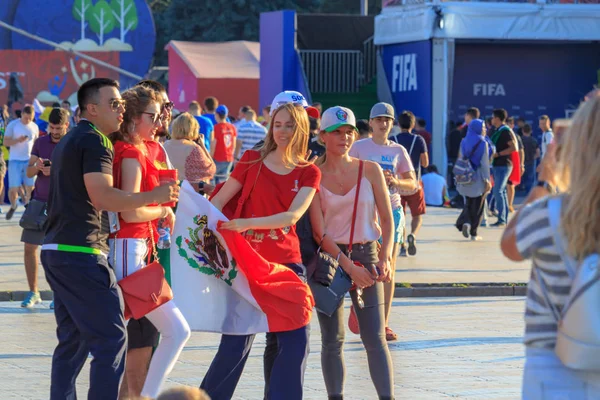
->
[[197, 182, 205, 195], [536, 180, 554, 193]]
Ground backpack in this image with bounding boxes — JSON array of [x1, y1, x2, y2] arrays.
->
[[537, 197, 600, 370], [453, 140, 483, 185]]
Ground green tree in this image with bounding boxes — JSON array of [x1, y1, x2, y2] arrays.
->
[[151, 0, 322, 66], [72, 0, 92, 40], [88, 0, 117, 45], [110, 0, 139, 42]]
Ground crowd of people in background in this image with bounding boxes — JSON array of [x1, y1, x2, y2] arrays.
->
[[0, 73, 585, 400]]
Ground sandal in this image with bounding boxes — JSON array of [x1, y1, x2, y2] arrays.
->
[[385, 326, 398, 341]]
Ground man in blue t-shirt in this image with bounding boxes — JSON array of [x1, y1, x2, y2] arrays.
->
[[189, 101, 214, 151], [390, 110, 429, 256]]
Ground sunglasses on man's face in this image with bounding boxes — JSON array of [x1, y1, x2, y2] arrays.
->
[[109, 99, 126, 112], [162, 101, 174, 112]]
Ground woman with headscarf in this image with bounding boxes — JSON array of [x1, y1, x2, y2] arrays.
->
[[455, 119, 492, 241]]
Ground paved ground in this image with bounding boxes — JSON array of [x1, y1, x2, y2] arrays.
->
[[0, 296, 525, 399], [0, 204, 530, 294]]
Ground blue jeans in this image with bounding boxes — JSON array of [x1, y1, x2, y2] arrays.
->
[[201, 263, 309, 400], [200, 326, 310, 400], [41, 250, 127, 400], [521, 162, 536, 193], [214, 161, 232, 185], [492, 165, 512, 224]]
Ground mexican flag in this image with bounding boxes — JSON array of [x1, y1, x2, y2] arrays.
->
[[171, 181, 314, 334]]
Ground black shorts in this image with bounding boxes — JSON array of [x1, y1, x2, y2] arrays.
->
[[21, 228, 45, 245], [127, 317, 159, 349]]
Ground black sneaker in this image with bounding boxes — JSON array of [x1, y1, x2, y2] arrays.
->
[[462, 223, 470, 238], [407, 234, 417, 256], [5, 207, 16, 220], [490, 221, 506, 228]]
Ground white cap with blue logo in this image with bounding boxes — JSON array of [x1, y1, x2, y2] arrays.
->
[[270, 91, 309, 115]]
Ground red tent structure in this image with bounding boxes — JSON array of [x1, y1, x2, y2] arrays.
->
[[167, 40, 260, 115]]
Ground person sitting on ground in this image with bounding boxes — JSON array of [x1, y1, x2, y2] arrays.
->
[[421, 164, 447, 207]]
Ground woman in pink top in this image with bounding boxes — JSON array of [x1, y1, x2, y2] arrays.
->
[[309, 106, 395, 399], [163, 113, 215, 192]]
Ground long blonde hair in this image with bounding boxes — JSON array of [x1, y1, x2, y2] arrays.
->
[[255, 103, 310, 167], [559, 95, 600, 260]]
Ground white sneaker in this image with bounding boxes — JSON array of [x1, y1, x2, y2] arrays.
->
[[462, 223, 470, 238], [471, 235, 482, 241]]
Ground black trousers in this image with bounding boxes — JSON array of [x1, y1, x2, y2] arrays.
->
[[455, 195, 486, 236], [41, 250, 127, 400]]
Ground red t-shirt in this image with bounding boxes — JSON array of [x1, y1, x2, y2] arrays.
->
[[230, 150, 321, 264], [110, 140, 167, 242], [213, 122, 237, 162], [418, 130, 432, 148]]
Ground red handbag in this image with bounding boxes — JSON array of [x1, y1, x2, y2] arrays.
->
[[118, 222, 173, 320]]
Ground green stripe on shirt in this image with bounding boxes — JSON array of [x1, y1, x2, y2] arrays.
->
[[41, 244, 105, 256]]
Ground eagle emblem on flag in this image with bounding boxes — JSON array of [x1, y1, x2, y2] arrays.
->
[[175, 214, 238, 286]]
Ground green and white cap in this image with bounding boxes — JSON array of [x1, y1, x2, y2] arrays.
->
[[320, 106, 357, 133]]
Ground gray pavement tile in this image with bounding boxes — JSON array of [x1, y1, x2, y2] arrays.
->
[[0, 297, 525, 399]]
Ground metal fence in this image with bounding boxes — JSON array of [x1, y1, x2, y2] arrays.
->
[[363, 36, 377, 86], [300, 50, 363, 93]]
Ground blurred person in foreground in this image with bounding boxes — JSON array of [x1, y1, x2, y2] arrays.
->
[[501, 90, 600, 399], [158, 386, 211, 400]]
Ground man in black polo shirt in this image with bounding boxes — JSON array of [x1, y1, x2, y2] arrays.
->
[[42, 78, 179, 400], [489, 108, 516, 227]]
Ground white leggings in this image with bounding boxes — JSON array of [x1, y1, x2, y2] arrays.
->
[[109, 238, 191, 399]]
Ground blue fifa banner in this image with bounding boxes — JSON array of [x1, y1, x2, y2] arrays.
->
[[381, 40, 432, 128], [451, 43, 600, 128]]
